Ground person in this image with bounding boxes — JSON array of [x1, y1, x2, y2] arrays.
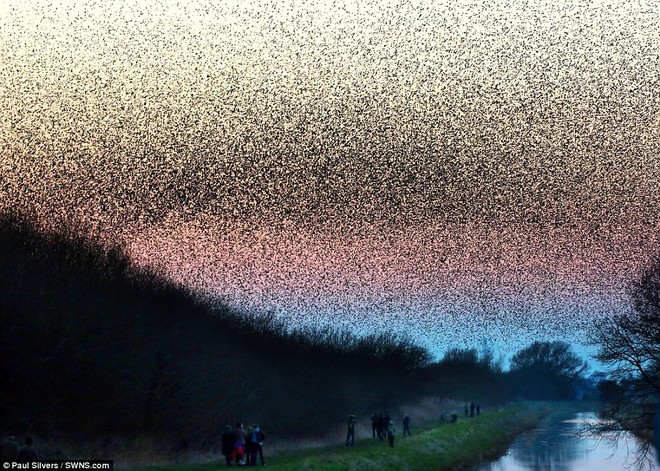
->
[[440, 411, 447, 423], [245, 425, 255, 466], [450, 414, 458, 423], [252, 425, 266, 466], [370, 412, 378, 438], [403, 414, 411, 437], [221, 425, 234, 467], [383, 411, 391, 440], [476, 404, 481, 416], [17, 437, 38, 462], [387, 420, 396, 447], [232, 422, 247, 465], [464, 402, 469, 417], [470, 402, 475, 418], [377, 412, 385, 440], [346, 415, 356, 447], [0, 433, 19, 463]]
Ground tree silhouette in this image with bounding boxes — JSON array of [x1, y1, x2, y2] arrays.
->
[[587, 257, 660, 468], [509, 341, 588, 400]]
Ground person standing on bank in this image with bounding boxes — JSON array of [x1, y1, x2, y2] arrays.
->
[[387, 421, 396, 447], [377, 412, 385, 440], [233, 422, 247, 465], [245, 425, 256, 466], [252, 425, 266, 466], [221, 425, 234, 467], [403, 414, 411, 437], [346, 415, 357, 447]]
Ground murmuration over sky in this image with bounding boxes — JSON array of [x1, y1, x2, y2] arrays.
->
[[1, 0, 658, 357]]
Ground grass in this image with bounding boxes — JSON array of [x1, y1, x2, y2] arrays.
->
[[131, 402, 553, 471]]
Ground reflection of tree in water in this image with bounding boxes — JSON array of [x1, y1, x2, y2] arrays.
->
[[500, 411, 658, 471], [507, 413, 591, 471]]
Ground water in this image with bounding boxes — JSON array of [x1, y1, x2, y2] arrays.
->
[[476, 411, 659, 471]]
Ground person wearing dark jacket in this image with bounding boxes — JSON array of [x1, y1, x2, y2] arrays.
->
[[245, 426, 255, 466], [346, 415, 356, 447], [403, 414, 411, 437], [377, 413, 385, 440], [17, 437, 38, 462], [221, 425, 234, 466], [251, 426, 266, 466], [370, 412, 378, 438]]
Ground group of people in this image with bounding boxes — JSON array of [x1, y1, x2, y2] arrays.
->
[[349, 403, 484, 449], [372, 412, 410, 441], [1, 434, 39, 463], [369, 411, 392, 441], [221, 422, 265, 467], [464, 402, 481, 418], [346, 412, 412, 449]]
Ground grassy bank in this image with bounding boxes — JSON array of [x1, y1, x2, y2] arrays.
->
[[134, 402, 551, 471]]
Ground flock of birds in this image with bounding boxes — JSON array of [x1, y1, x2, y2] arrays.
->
[[1, 0, 658, 356]]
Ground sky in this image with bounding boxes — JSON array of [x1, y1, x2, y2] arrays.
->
[[1, 0, 658, 360]]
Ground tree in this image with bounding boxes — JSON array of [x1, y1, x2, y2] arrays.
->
[[508, 341, 588, 400], [420, 347, 506, 401], [587, 257, 660, 467], [440, 347, 503, 374]]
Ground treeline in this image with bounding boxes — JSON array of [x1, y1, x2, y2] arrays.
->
[[0, 214, 430, 450], [0, 214, 588, 456], [420, 341, 588, 404], [209, 311, 431, 372]]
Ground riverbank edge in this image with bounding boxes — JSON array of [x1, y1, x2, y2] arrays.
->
[[129, 402, 559, 471], [450, 402, 555, 471], [405, 401, 554, 471], [463, 401, 604, 471]]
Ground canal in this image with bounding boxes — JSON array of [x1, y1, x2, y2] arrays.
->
[[476, 411, 658, 471]]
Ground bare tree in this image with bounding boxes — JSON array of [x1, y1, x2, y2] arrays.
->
[[587, 257, 660, 469]]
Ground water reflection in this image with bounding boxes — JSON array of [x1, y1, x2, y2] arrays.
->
[[477, 412, 658, 471]]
